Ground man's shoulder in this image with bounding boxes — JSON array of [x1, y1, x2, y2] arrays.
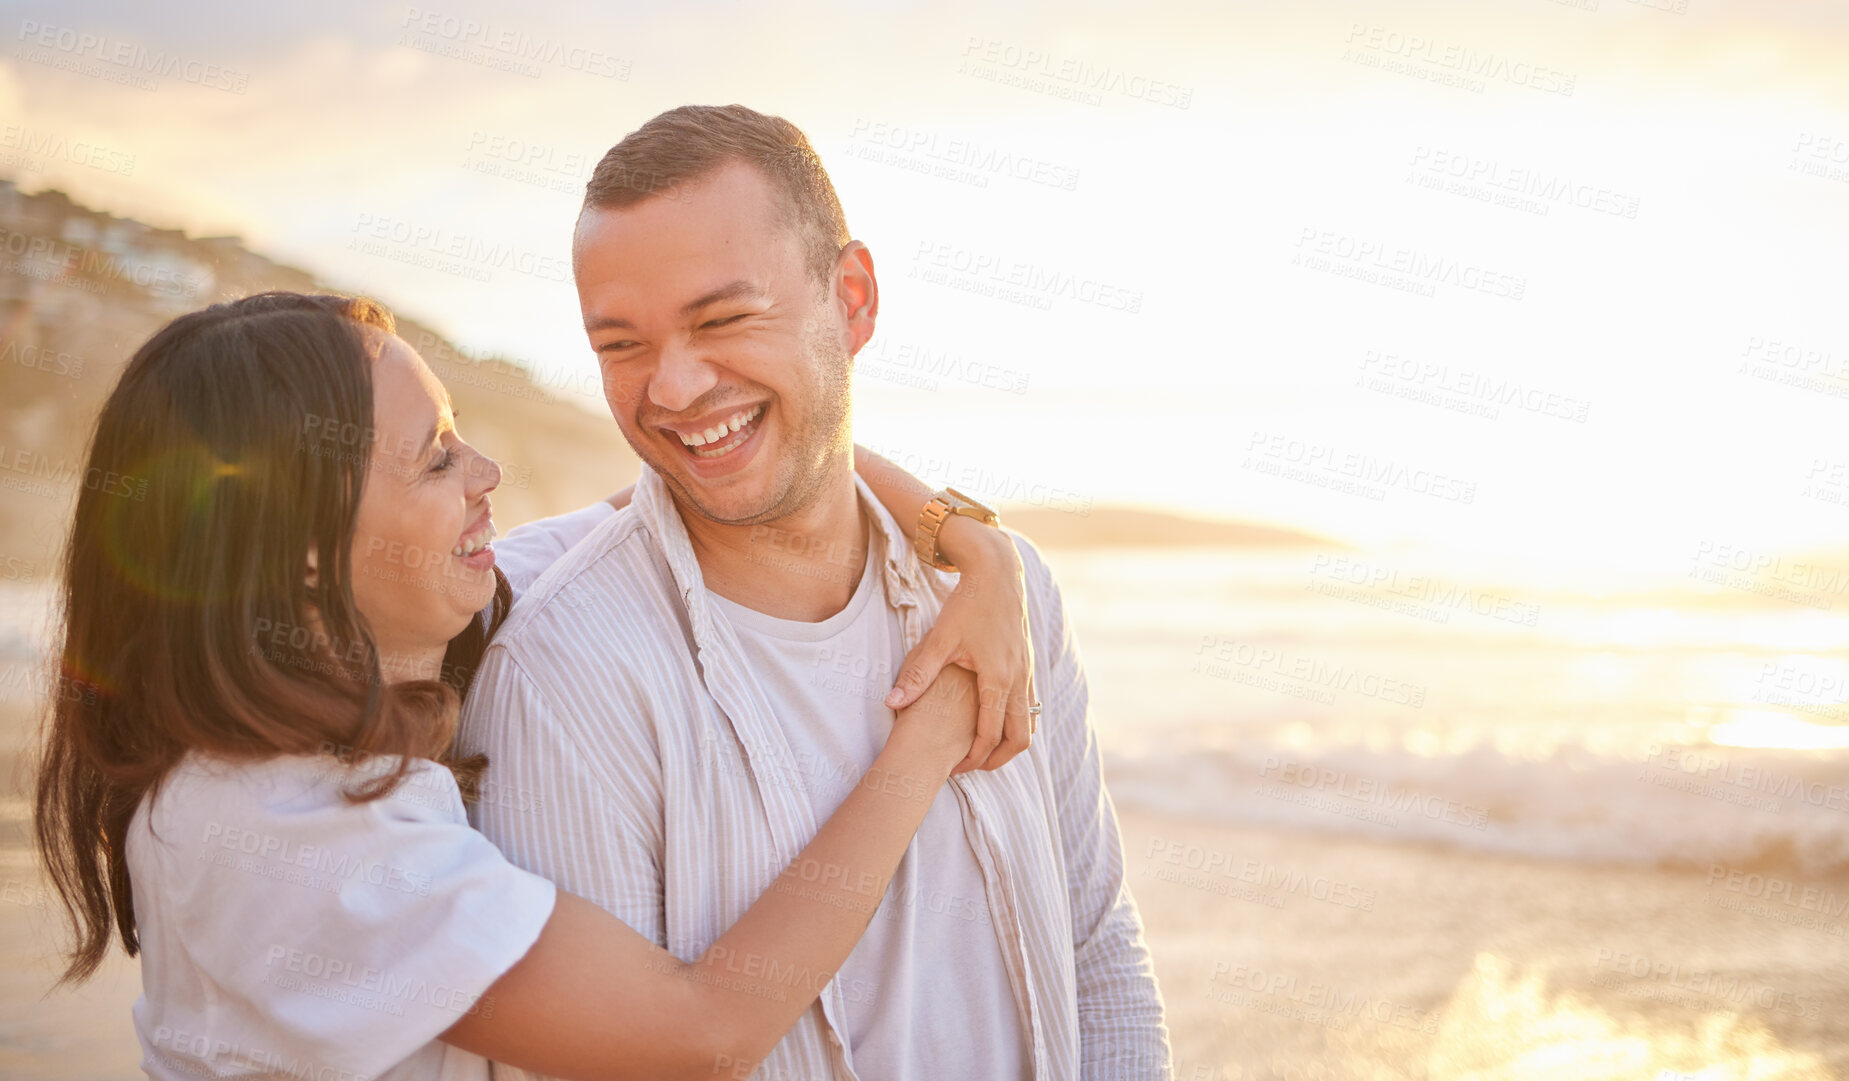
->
[[489, 503, 689, 661], [1003, 527, 1065, 611], [1004, 527, 1054, 579], [996, 527, 1081, 675]]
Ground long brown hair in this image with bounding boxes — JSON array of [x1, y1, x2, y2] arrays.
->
[[33, 292, 510, 984]]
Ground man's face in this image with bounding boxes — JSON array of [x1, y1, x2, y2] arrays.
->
[[575, 161, 858, 526]]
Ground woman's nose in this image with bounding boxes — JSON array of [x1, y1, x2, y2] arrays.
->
[[465, 446, 502, 497]]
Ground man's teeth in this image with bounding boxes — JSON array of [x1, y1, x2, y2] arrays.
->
[[678, 404, 764, 447], [452, 521, 498, 558]]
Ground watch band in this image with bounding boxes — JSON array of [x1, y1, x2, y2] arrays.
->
[[914, 487, 1001, 572]]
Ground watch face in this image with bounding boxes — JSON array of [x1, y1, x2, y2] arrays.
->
[[944, 487, 998, 519]]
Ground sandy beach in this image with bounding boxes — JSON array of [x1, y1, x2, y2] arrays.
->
[[6, 685, 1847, 1080], [1119, 808, 1849, 1080]]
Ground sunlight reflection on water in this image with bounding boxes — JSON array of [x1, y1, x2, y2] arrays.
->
[[1420, 954, 1830, 1081]]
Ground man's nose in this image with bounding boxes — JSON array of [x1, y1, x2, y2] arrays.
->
[[647, 341, 720, 414]]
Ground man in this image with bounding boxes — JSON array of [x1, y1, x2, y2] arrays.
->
[[459, 104, 1170, 1080]]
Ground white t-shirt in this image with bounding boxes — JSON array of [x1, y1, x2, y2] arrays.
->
[[494, 500, 615, 599], [128, 754, 556, 1081], [127, 503, 616, 1081], [706, 525, 1031, 1081]]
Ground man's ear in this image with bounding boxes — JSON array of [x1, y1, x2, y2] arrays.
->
[[835, 240, 878, 357]]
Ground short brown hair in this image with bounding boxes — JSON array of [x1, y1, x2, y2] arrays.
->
[[582, 104, 849, 282]]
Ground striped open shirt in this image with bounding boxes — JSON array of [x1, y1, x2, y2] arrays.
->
[[457, 467, 1172, 1080]]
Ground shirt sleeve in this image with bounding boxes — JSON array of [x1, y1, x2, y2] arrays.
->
[[495, 501, 618, 600], [1016, 533, 1175, 1081], [457, 646, 668, 946], [151, 758, 557, 1075]]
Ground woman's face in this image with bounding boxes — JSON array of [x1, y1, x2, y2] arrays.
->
[[347, 332, 501, 676]]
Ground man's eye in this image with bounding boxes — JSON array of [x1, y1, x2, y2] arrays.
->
[[597, 341, 638, 355], [701, 314, 747, 330]]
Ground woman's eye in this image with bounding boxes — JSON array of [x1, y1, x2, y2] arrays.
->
[[430, 449, 456, 473]]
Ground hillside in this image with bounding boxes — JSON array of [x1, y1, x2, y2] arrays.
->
[[0, 180, 639, 577]]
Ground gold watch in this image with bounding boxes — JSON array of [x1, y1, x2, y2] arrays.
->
[[915, 487, 1001, 572]]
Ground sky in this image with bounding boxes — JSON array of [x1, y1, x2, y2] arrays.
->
[[3, 0, 1848, 581]]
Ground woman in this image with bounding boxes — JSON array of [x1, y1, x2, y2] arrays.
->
[[35, 292, 1037, 1079]]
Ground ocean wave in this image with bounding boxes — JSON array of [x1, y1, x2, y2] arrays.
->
[[1105, 740, 1849, 875]]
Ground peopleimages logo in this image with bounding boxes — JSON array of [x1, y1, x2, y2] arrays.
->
[[197, 820, 433, 896], [397, 8, 630, 80], [1257, 756, 1490, 831], [1293, 227, 1527, 301], [1590, 948, 1820, 1020], [847, 118, 1080, 192], [263, 944, 492, 1016], [1245, 432, 1479, 506], [15, 19, 251, 93], [1358, 350, 1591, 423], [1143, 839, 1378, 911], [1342, 23, 1576, 97], [1206, 961, 1440, 1035], [910, 241, 1144, 314], [1407, 146, 1638, 219], [1, 338, 86, 378], [150, 1027, 373, 1081], [1193, 634, 1427, 707], [0, 227, 205, 298], [957, 36, 1194, 109], [349, 214, 570, 284], [0, 123, 136, 175]]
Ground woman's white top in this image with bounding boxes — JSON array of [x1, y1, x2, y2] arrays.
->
[[128, 500, 616, 1080], [128, 754, 554, 1081]]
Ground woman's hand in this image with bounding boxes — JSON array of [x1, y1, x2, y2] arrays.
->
[[890, 663, 985, 775], [885, 515, 1036, 775]]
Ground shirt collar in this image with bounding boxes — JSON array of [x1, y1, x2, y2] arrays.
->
[[630, 463, 939, 645]]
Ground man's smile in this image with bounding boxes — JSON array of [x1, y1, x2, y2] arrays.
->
[[666, 402, 767, 458], [653, 400, 771, 475]]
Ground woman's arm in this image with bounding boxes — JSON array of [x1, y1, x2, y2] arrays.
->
[[441, 668, 977, 1081], [854, 444, 1036, 774]]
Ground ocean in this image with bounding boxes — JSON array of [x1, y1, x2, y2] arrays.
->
[[1050, 545, 1849, 875], [1051, 544, 1849, 1078]]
